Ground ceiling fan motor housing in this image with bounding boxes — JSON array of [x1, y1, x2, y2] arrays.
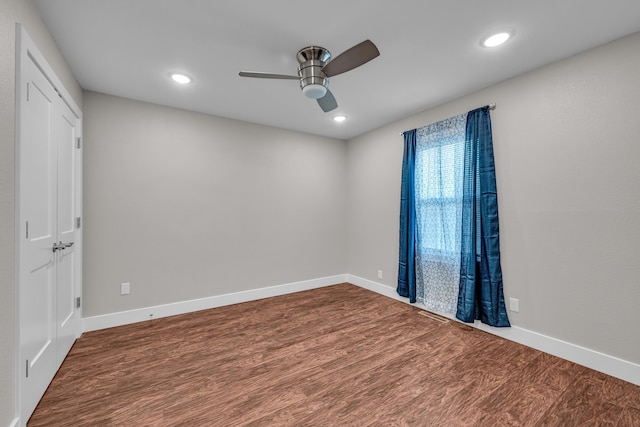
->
[[297, 46, 331, 98]]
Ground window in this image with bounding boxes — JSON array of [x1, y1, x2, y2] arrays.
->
[[415, 114, 466, 257], [415, 136, 464, 255]]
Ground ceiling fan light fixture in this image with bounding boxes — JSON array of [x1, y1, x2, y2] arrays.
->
[[481, 30, 514, 48], [302, 84, 327, 99], [238, 39, 380, 112]]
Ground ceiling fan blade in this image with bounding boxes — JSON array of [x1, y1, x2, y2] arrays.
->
[[321, 39, 380, 77], [238, 71, 299, 80], [317, 89, 338, 112]]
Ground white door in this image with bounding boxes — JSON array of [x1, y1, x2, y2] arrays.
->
[[19, 54, 59, 420], [18, 36, 83, 422], [55, 98, 81, 366]]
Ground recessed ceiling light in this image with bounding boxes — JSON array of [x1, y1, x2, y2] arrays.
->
[[481, 30, 514, 48], [169, 72, 192, 84], [333, 115, 347, 123]]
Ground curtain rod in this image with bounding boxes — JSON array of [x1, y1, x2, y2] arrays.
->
[[399, 103, 496, 136]]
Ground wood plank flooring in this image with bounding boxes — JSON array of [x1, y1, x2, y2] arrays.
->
[[29, 283, 640, 426]]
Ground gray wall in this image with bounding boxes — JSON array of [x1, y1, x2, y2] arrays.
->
[[0, 0, 82, 424], [82, 92, 347, 316], [347, 31, 640, 364]]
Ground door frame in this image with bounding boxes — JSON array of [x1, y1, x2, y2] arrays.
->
[[15, 24, 83, 425]]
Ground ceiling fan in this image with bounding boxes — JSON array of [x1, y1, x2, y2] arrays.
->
[[239, 39, 380, 113]]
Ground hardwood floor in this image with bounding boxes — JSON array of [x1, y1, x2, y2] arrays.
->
[[29, 283, 640, 426]]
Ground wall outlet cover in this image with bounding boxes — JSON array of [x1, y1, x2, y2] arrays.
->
[[509, 297, 519, 313], [121, 282, 130, 295]]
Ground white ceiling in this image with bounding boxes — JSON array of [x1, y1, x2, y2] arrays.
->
[[33, 0, 640, 140]]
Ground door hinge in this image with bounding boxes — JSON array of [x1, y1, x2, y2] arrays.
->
[[26, 360, 29, 378], [76, 297, 81, 309], [26, 221, 29, 239], [76, 216, 81, 229], [77, 137, 82, 149]]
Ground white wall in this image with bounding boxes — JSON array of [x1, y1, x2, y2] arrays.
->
[[347, 32, 640, 364], [0, 0, 82, 424], [82, 92, 347, 317]]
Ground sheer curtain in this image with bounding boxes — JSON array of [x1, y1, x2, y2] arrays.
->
[[414, 114, 466, 314]]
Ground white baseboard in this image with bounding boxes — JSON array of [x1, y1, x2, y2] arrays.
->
[[81, 273, 640, 386], [346, 274, 640, 386], [83, 274, 348, 333]]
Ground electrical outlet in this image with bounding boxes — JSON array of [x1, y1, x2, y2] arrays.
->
[[509, 297, 519, 313], [121, 282, 130, 295], [377, 270, 383, 280]]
